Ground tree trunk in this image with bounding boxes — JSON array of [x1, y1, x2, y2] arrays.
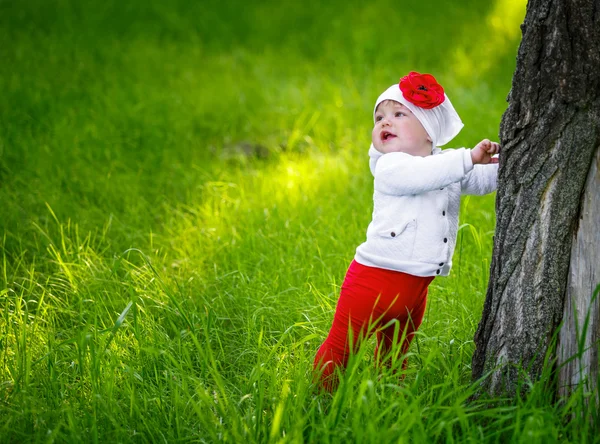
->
[[557, 149, 600, 397], [472, 0, 600, 396]]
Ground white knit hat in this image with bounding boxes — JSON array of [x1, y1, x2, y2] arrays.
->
[[373, 83, 464, 148]]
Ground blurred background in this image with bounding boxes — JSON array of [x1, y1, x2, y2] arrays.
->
[[0, 0, 525, 255]]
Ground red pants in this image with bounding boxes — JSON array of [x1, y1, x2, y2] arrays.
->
[[313, 260, 433, 390]]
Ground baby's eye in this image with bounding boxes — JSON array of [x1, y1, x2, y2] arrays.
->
[[375, 115, 383, 122], [394, 112, 405, 118]]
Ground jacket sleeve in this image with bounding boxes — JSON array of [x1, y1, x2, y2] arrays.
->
[[374, 148, 474, 196], [460, 163, 498, 195]]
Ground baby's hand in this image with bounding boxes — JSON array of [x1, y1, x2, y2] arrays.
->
[[471, 139, 500, 165]]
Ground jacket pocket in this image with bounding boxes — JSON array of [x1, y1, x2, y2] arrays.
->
[[377, 219, 417, 257]]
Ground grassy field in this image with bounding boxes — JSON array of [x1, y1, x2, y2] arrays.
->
[[1, 0, 598, 442]]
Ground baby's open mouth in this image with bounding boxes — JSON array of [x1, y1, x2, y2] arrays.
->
[[381, 131, 396, 142]]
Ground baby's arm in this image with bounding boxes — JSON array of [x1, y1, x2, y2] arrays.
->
[[374, 148, 474, 195], [461, 139, 500, 195]]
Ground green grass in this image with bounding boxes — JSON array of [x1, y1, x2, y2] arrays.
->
[[1, 0, 598, 442]]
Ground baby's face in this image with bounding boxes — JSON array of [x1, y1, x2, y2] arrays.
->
[[372, 100, 432, 156]]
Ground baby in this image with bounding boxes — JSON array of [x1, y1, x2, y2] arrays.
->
[[314, 72, 499, 391]]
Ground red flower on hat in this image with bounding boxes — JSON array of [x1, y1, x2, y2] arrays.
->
[[399, 72, 445, 109]]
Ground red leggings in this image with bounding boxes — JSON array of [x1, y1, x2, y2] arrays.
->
[[313, 260, 433, 390]]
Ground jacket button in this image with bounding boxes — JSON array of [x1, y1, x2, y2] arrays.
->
[[391, 232, 396, 237], [439, 262, 444, 266], [443, 238, 448, 243], [436, 269, 440, 275], [442, 211, 446, 216]]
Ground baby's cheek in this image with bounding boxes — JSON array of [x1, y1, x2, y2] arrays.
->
[[371, 127, 378, 139], [371, 130, 382, 148]]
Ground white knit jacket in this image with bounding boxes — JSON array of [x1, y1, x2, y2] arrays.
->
[[354, 147, 498, 277]]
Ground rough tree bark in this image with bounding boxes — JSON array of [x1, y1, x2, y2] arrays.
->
[[472, 0, 600, 396]]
